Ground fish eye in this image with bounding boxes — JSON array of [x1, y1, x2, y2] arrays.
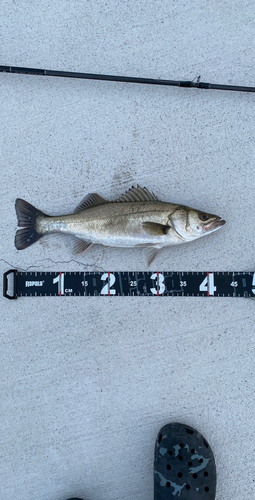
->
[[200, 213, 209, 221]]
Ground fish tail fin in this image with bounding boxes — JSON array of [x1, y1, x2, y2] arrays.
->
[[15, 198, 45, 250]]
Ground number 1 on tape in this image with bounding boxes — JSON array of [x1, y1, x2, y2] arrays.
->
[[53, 273, 64, 295]]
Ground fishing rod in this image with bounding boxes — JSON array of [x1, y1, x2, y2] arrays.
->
[[1, 64, 255, 93]]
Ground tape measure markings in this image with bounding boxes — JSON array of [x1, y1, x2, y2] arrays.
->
[[3, 269, 255, 299]]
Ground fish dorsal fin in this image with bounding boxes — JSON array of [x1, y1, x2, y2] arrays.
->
[[74, 193, 107, 213], [115, 185, 159, 203]]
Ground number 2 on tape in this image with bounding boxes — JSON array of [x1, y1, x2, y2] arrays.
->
[[100, 273, 116, 295]]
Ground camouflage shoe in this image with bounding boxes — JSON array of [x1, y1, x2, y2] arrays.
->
[[154, 423, 216, 499]]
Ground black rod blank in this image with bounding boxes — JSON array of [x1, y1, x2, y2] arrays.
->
[[1, 65, 255, 93]]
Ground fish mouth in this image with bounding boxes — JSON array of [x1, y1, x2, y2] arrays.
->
[[204, 217, 226, 232]]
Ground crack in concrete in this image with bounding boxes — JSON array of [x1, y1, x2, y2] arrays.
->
[[0, 258, 106, 273], [0, 259, 15, 268]]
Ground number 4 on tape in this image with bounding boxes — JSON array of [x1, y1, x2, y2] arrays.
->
[[199, 273, 217, 296], [3, 270, 255, 299]]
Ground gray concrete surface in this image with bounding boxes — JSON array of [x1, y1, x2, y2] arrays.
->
[[1, 1, 255, 499]]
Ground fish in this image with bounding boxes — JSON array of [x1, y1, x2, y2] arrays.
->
[[15, 186, 226, 266]]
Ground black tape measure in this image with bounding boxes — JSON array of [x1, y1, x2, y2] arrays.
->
[[3, 269, 255, 299]]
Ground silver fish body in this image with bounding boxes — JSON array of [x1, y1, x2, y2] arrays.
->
[[39, 201, 183, 246], [15, 186, 225, 265]]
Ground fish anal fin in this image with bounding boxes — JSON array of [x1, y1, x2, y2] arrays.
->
[[142, 247, 161, 267], [142, 221, 170, 236], [115, 185, 159, 203], [74, 193, 107, 213], [71, 236, 93, 254]]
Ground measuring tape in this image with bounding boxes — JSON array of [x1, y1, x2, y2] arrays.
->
[[3, 269, 255, 299]]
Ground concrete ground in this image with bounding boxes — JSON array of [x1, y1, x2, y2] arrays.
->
[[1, 1, 254, 499]]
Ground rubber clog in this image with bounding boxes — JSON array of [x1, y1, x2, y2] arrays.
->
[[154, 423, 216, 499]]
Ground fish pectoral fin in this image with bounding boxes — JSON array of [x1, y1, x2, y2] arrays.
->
[[74, 193, 108, 213], [142, 221, 170, 236], [142, 246, 161, 267], [71, 236, 93, 254]]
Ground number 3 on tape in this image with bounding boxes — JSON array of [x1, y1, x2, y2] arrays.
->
[[150, 273, 165, 295], [199, 273, 217, 296]]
